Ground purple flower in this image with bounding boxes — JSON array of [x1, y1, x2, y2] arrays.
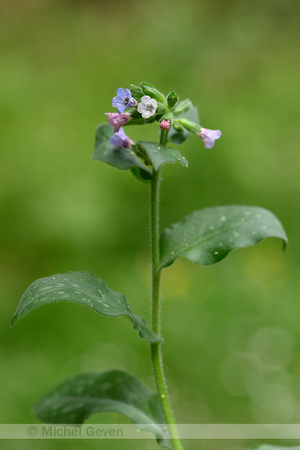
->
[[105, 112, 131, 132], [198, 128, 222, 149], [112, 88, 137, 113], [109, 128, 133, 149]]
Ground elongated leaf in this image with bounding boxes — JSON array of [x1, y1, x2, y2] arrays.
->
[[11, 272, 160, 344], [93, 124, 151, 175], [136, 141, 188, 170], [168, 106, 199, 145], [248, 446, 300, 450], [159, 206, 287, 269], [34, 370, 171, 449]]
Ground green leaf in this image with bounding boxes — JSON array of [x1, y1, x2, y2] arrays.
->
[[11, 272, 161, 344], [173, 98, 193, 116], [136, 141, 188, 171], [93, 124, 151, 174], [168, 106, 199, 145], [34, 370, 171, 449], [248, 446, 300, 450], [130, 166, 152, 183], [159, 206, 287, 269]]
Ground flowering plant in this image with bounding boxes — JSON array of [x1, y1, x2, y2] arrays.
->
[[11, 82, 288, 450]]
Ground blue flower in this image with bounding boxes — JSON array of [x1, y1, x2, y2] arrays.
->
[[109, 127, 133, 149], [112, 88, 137, 114], [198, 128, 222, 149]]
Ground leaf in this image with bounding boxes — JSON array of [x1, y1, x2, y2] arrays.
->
[[159, 206, 288, 269], [173, 98, 193, 116], [34, 370, 171, 449], [93, 124, 151, 174], [136, 141, 188, 171], [168, 106, 199, 145], [130, 166, 152, 183], [11, 272, 161, 344], [248, 446, 300, 450]]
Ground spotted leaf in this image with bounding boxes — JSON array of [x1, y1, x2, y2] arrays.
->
[[11, 272, 160, 343], [136, 141, 188, 170], [35, 370, 171, 449], [159, 206, 287, 269]]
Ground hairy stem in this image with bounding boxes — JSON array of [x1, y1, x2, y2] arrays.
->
[[150, 129, 184, 450]]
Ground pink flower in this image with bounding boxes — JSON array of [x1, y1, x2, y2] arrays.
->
[[105, 112, 131, 132], [160, 119, 171, 130], [198, 128, 222, 149]]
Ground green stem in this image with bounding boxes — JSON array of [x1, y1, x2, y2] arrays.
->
[[150, 129, 184, 450]]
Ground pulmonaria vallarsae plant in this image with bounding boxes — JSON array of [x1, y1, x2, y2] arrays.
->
[[11, 82, 288, 450]]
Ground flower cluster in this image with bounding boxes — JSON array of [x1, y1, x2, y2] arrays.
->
[[106, 87, 160, 150], [105, 84, 222, 151]]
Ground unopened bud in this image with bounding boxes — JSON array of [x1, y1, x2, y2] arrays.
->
[[160, 119, 171, 130], [140, 82, 166, 105]]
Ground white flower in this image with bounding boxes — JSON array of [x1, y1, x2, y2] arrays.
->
[[137, 95, 157, 119]]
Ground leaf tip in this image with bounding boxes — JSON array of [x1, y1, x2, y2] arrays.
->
[[10, 314, 19, 327], [282, 237, 288, 252]]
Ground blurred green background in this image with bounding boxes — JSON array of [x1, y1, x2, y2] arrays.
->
[[1, 0, 300, 449]]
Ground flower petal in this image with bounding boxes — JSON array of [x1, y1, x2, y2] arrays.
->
[[112, 97, 125, 108], [141, 110, 152, 119], [137, 103, 147, 113], [116, 88, 126, 98], [140, 95, 152, 106]]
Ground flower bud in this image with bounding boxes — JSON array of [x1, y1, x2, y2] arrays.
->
[[140, 82, 166, 105], [129, 84, 144, 101], [160, 119, 171, 130], [167, 91, 179, 109]]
